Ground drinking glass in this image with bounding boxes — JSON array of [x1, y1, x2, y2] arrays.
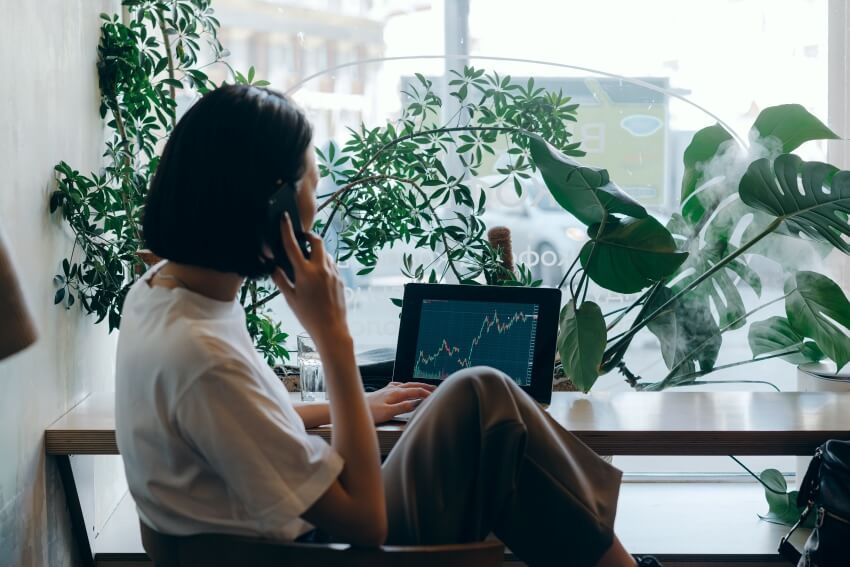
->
[[298, 334, 326, 402]]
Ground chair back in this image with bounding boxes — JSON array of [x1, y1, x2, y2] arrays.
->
[[140, 521, 504, 567]]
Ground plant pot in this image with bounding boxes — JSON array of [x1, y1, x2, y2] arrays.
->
[[552, 376, 579, 392], [273, 365, 299, 392], [796, 363, 850, 485]]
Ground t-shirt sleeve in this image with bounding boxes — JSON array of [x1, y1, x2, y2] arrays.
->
[[174, 359, 343, 536]]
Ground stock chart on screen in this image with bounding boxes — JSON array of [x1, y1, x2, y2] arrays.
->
[[413, 299, 538, 385]]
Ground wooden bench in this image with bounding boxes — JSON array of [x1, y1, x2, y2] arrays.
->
[[47, 391, 850, 566]]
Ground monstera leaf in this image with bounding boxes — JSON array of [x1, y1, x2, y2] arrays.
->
[[579, 216, 688, 294], [644, 286, 721, 381], [557, 300, 606, 393], [748, 316, 825, 365], [680, 105, 837, 229], [758, 468, 814, 527], [680, 124, 736, 224], [785, 271, 850, 370], [739, 154, 850, 253], [751, 104, 839, 154], [528, 133, 647, 225], [668, 214, 761, 331]]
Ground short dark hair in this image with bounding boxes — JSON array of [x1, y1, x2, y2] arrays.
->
[[142, 84, 313, 278]]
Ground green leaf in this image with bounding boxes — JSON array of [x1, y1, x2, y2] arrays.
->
[[160, 78, 182, 88], [726, 255, 763, 297], [645, 286, 721, 379], [667, 214, 760, 331], [785, 271, 850, 369], [680, 124, 735, 224], [751, 104, 839, 154], [556, 300, 606, 393], [49, 191, 64, 213], [748, 315, 825, 365], [528, 133, 647, 225], [580, 217, 688, 294], [758, 469, 813, 527], [739, 154, 850, 253]]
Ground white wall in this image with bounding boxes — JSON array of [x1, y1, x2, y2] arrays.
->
[[0, 1, 121, 565]]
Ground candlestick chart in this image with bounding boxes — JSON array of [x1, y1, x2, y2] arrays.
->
[[413, 299, 538, 385]]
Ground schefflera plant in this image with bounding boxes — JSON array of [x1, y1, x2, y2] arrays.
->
[[536, 104, 850, 392], [49, 1, 287, 364]]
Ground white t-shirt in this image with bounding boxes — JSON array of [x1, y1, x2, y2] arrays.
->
[[115, 263, 343, 540]]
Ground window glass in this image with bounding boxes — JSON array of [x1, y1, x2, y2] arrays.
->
[[214, 0, 834, 475]]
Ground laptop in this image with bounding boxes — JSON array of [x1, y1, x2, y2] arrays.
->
[[391, 283, 562, 419]]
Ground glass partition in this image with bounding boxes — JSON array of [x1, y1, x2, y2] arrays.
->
[[213, 0, 832, 477]]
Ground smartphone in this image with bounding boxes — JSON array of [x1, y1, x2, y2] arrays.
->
[[266, 182, 311, 283]]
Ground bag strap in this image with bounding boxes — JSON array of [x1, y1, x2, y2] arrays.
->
[[778, 502, 811, 565]]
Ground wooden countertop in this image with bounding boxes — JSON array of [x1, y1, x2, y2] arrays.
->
[[46, 391, 850, 456]]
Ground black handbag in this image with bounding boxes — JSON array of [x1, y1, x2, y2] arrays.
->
[[779, 439, 850, 566]]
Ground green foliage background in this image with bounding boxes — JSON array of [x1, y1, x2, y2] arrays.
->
[[51, 2, 850, 394], [50, 2, 585, 365], [50, 1, 289, 364]]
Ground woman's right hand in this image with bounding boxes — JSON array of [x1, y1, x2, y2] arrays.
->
[[276, 218, 386, 546], [271, 213, 350, 347]]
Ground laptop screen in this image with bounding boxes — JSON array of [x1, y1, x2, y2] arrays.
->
[[413, 299, 539, 386], [393, 283, 561, 404]]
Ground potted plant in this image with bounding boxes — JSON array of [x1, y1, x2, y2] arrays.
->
[[529, 104, 848, 394]]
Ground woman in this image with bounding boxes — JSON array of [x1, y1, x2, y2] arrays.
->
[[115, 84, 660, 567]]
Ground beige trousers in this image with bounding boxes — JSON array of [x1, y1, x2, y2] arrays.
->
[[382, 367, 622, 567]]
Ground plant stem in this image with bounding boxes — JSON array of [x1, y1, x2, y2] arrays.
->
[[569, 268, 584, 300], [319, 173, 464, 280], [318, 174, 433, 243], [350, 126, 523, 184], [318, 174, 413, 214], [688, 380, 781, 392], [728, 455, 788, 494], [249, 283, 257, 316], [605, 287, 654, 332], [603, 305, 632, 318], [606, 329, 629, 343], [605, 218, 782, 358], [575, 214, 607, 305], [317, 126, 521, 222], [107, 96, 142, 245], [157, 7, 178, 126], [248, 288, 280, 312], [421, 243, 459, 273], [557, 254, 581, 289], [641, 347, 799, 390], [405, 184, 464, 282]]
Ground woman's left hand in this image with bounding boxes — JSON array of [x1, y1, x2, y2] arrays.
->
[[366, 382, 436, 424]]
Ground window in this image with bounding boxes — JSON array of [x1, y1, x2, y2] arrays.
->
[[215, 0, 840, 477]]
